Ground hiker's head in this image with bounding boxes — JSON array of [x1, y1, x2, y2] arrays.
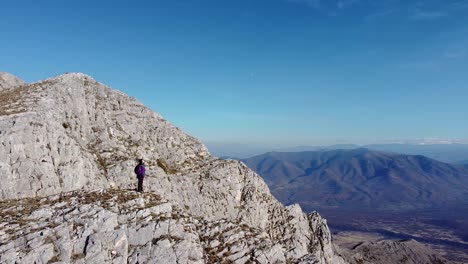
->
[[138, 158, 143, 164]]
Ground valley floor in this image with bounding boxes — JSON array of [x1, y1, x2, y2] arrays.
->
[[320, 209, 468, 263]]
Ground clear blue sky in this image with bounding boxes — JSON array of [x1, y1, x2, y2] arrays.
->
[[1, 0, 467, 148]]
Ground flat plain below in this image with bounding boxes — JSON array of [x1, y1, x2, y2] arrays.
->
[[322, 209, 468, 263]]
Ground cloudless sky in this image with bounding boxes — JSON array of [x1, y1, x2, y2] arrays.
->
[[1, 0, 467, 149]]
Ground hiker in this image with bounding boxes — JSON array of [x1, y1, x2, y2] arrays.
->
[[134, 159, 146, 192]]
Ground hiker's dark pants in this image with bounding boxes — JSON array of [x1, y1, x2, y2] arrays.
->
[[137, 177, 144, 192]]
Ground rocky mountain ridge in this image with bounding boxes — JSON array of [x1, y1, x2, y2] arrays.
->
[[0, 72, 25, 90], [0, 72, 451, 263], [0, 189, 337, 263], [0, 72, 344, 263]]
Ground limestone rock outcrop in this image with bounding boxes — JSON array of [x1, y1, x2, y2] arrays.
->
[[0, 72, 25, 90], [0, 73, 345, 263], [1, 189, 334, 264]]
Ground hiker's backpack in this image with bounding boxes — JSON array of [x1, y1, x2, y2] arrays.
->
[[135, 165, 145, 177]]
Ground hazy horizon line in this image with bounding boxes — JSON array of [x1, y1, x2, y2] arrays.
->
[[203, 138, 468, 147]]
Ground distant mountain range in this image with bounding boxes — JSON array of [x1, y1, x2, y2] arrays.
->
[[210, 143, 468, 163], [277, 143, 468, 163], [240, 149, 468, 212]]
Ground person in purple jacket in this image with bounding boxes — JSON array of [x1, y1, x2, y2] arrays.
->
[[134, 159, 146, 193]]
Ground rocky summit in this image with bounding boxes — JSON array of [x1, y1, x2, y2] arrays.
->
[[0, 72, 451, 264], [0, 72, 26, 91], [0, 72, 345, 263]]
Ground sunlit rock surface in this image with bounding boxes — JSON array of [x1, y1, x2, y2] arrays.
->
[[0, 72, 26, 90], [0, 73, 344, 263]]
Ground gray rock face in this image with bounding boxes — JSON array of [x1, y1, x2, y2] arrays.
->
[[0, 73, 345, 263], [0, 73, 210, 199], [0, 189, 344, 264], [0, 72, 25, 90]]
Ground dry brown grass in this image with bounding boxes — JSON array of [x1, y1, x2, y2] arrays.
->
[[157, 159, 178, 175], [71, 253, 85, 260], [0, 85, 29, 116], [47, 255, 60, 264], [0, 79, 57, 116], [152, 234, 182, 245], [83, 77, 95, 87]]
